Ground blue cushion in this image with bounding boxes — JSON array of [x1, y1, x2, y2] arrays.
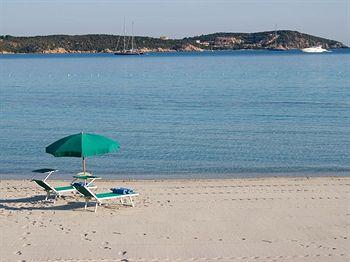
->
[[72, 182, 85, 187], [111, 187, 134, 195]]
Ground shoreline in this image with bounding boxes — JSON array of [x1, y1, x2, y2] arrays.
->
[[0, 47, 349, 55], [1, 171, 349, 181]]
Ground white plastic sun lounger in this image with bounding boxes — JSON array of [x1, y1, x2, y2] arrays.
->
[[31, 169, 96, 202], [73, 183, 139, 212]]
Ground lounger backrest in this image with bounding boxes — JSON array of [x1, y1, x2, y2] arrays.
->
[[73, 184, 96, 199], [33, 179, 53, 191]]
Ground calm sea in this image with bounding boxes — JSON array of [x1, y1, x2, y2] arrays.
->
[[1, 50, 349, 179]]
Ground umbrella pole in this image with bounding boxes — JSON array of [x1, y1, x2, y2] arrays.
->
[[82, 157, 86, 175]]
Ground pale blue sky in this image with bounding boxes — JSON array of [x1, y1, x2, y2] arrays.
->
[[0, 0, 349, 44]]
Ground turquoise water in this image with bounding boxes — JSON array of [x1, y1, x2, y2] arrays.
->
[[1, 50, 350, 179]]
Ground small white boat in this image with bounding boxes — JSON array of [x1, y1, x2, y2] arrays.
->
[[301, 46, 329, 53]]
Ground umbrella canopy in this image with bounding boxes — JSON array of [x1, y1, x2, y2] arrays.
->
[[46, 132, 120, 174]]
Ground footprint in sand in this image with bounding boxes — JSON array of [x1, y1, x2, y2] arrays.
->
[[103, 241, 111, 250], [83, 233, 92, 241], [262, 240, 272, 243]]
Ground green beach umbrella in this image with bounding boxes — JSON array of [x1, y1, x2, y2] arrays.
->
[[46, 132, 120, 174]]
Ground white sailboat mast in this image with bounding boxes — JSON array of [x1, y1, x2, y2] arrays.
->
[[131, 21, 134, 52], [123, 17, 126, 52]]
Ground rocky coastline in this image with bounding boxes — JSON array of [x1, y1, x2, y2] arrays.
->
[[0, 30, 347, 54]]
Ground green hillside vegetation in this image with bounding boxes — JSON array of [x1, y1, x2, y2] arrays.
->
[[0, 30, 346, 53]]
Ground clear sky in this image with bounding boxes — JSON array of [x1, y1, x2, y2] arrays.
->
[[0, 0, 349, 44]]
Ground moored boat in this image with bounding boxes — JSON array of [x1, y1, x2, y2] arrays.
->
[[114, 50, 144, 55], [114, 20, 145, 56], [301, 46, 329, 53]]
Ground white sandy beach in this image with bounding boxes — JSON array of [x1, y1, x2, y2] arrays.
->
[[0, 177, 349, 261]]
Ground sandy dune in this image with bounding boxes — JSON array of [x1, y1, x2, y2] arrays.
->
[[0, 177, 349, 261]]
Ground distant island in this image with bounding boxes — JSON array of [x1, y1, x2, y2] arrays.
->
[[0, 30, 347, 54]]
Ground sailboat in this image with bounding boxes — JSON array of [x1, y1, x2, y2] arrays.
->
[[114, 20, 145, 55]]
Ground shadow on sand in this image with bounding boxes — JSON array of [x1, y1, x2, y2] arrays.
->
[[0, 195, 87, 211]]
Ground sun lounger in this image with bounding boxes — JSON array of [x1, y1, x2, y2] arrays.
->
[[31, 169, 96, 202], [32, 179, 75, 201], [73, 183, 139, 212], [72, 172, 101, 186]]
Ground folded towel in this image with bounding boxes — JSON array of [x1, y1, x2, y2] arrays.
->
[[72, 182, 85, 187], [111, 187, 134, 195]]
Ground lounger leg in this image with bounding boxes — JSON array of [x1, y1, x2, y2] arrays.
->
[[94, 202, 98, 213], [120, 198, 124, 205], [53, 194, 58, 204], [129, 196, 134, 207], [45, 191, 50, 201], [84, 198, 88, 210]]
